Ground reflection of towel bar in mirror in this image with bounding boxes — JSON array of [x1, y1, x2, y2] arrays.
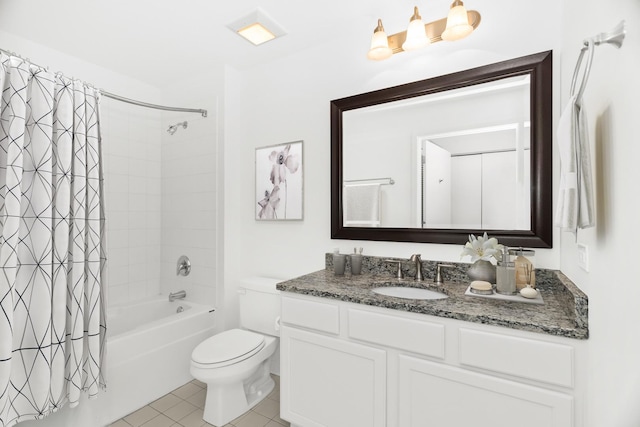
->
[[344, 177, 395, 186]]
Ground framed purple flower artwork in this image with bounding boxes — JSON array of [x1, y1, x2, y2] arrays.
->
[[255, 140, 303, 220]]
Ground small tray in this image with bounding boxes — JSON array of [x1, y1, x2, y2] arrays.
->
[[469, 286, 493, 295], [465, 285, 544, 305]]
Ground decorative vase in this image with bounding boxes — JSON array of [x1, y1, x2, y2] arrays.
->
[[467, 259, 497, 284]]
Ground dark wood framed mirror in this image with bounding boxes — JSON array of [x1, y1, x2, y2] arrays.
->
[[331, 51, 552, 248]]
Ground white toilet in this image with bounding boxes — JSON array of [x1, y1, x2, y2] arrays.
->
[[190, 277, 282, 427]]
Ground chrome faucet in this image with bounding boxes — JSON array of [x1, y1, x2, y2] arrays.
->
[[169, 290, 186, 302], [409, 254, 424, 281]]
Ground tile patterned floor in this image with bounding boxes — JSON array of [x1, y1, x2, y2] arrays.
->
[[110, 375, 289, 427]]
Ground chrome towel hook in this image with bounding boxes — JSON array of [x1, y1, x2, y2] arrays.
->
[[571, 20, 626, 102]]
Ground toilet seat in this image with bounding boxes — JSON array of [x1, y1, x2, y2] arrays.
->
[[192, 329, 265, 368]]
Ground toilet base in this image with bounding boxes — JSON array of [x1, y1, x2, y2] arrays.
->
[[201, 358, 275, 426]]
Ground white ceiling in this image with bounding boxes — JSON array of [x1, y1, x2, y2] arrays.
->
[[0, 0, 471, 88]]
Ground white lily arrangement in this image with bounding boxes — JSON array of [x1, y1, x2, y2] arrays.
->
[[460, 233, 503, 263]]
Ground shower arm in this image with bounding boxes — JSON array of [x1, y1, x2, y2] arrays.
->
[[167, 121, 188, 135]]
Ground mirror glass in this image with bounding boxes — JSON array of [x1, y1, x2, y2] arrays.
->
[[343, 75, 531, 231], [331, 51, 552, 247]]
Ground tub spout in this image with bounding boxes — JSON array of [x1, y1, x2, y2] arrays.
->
[[169, 290, 186, 302]]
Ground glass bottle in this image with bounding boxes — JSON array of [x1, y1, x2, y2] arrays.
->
[[509, 248, 536, 290], [496, 248, 516, 295]]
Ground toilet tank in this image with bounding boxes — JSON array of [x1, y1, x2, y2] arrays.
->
[[238, 277, 282, 337]]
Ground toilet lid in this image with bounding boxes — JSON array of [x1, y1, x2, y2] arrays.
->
[[192, 329, 265, 366]]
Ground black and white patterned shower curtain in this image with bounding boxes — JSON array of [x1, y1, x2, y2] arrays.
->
[[0, 53, 107, 427]]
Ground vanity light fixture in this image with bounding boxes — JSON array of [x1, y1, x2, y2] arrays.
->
[[367, 0, 480, 60]]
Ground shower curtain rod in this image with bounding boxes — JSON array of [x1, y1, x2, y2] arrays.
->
[[100, 91, 207, 117], [0, 47, 208, 118]]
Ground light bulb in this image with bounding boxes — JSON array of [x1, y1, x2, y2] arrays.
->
[[402, 7, 430, 51], [442, 0, 473, 41], [367, 19, 393, 60]]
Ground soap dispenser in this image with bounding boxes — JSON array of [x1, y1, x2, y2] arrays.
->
[[509, 248, 536, 290], [496, 247, 516, 295]]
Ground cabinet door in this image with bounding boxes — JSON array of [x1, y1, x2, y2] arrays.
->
[[398, 355, 573, 427], [281, 326, 386, 427]]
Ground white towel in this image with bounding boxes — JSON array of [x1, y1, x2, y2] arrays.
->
[[555, 95, 595, 232], [344, 183, 381, 227]]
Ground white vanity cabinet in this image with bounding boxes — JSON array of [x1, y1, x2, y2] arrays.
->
[[280, 297, 386, 427], [280, 293, 585, 427]]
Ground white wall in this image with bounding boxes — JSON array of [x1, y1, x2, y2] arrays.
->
[[342, 119, 412, 227], [560, 1, 640, 425]]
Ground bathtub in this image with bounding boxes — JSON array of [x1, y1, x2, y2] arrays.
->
[[16, 296, 217, 427], [100, 297, 216, 423], [107, 297, 207, 339]]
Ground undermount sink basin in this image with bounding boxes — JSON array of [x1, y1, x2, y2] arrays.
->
[[371, 286, 448, 300]]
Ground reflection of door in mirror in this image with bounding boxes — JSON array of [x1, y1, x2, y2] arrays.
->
[[422, 141, 452, 228], [419, 123, 531, 230]]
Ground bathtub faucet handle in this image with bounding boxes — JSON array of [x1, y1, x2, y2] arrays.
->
[[169, 290, 187, 302], [177, 255, 191, 276]]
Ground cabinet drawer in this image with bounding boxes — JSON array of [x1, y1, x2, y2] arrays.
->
[[348, 308, 445, 359], [281, 296, 340, 334], [459, 328, 574, 388], [398, 355, 573, 427]]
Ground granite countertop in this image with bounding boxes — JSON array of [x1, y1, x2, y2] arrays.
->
[[276, 262, 588, 339]]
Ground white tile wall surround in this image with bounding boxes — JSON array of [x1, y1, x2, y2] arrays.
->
[[109, 266, 129, 287], [100, 90, 219, 309], [108, 250, 130, 268], [108, 212, 129, 231], [103, 101, 163, 305], [159, 106, 218, 308]]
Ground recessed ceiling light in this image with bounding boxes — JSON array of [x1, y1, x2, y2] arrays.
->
[[238, 23, 276, 46], [227, 8, 287, 46]]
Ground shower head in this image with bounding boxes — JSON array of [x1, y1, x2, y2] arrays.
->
[[167, 121, 188, 135]]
